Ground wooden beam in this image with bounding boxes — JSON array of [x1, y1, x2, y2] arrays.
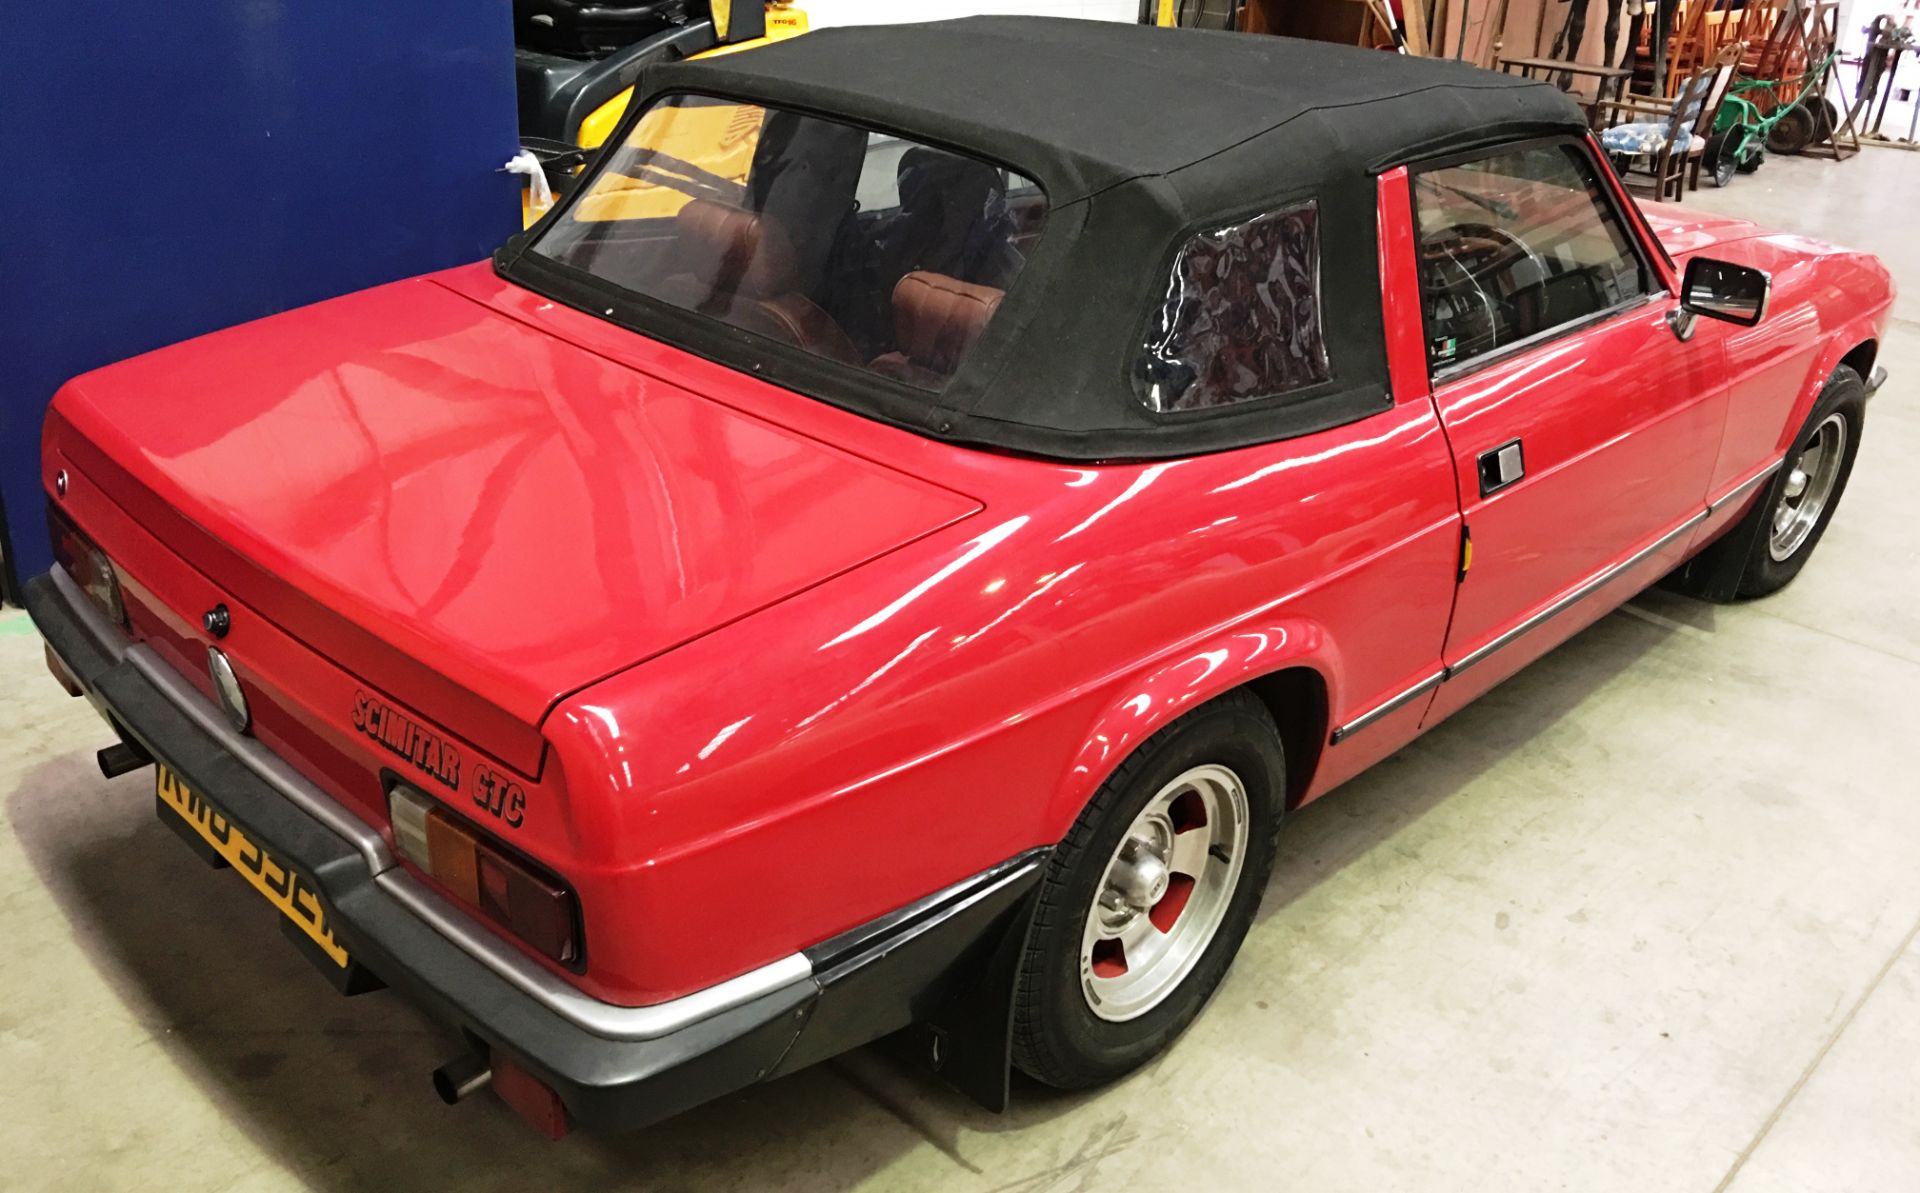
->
[[1404, 0, 1432, 54]]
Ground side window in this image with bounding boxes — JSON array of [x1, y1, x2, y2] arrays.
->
[[1412, 142, 1648, 373], [1135, 201, 1331, 413]]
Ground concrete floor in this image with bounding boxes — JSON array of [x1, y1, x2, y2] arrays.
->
[[3, 149, 1917, 1193]]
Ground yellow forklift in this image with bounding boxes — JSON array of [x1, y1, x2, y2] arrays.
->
[[1140, 2, 1238, 28], [515, 0, 807, 222]]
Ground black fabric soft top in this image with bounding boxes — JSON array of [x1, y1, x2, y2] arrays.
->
[[502, 17, 1592, 461], [652, 16, 1584, 203]]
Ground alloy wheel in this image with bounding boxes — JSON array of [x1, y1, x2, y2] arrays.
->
[[1769, 412, 1848, 561], [1080, 764, 1249, 1022]]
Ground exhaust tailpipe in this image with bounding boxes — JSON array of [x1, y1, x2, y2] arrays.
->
[[97, 740, 153, 779], [432, 1053, 492, 1105]]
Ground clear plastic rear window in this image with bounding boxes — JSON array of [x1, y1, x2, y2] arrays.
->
[[1135, 201, 1331, 413], [533, 94, 1046, 390]]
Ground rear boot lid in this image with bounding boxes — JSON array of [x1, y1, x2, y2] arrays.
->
[[49, 274, 982, 773]]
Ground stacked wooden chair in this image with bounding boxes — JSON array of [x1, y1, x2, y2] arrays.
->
[[1598, 43, 1741, 202]]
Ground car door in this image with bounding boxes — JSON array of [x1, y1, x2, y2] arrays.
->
[[1409, 138, 1726, 720]]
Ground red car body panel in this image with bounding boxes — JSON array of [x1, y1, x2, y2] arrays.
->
[[39, 159, 1892, 1008], [47, 278, 981, 748], [1632, 200, 1894, 558]]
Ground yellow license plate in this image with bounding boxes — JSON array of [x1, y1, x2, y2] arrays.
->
[[156, 766, 350, 968]]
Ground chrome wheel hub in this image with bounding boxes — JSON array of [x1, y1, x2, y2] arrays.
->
[[1769, 413, 1847, 562], [1101, 839, 1171, 914], [1081, 764, 1250, 1023]]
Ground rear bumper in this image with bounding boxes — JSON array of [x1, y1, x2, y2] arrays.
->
[[26, 567, 1041, 1132]]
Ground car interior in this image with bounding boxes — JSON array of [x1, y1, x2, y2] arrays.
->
[[535, 98, 1046, 388], [1413, 142, 1647, 371], [514, 0, 692, 58]]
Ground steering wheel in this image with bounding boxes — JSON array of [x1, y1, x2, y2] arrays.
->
[[1419, 222, 1555, 356]]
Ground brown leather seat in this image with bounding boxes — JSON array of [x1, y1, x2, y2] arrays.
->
[[654, 199, 859, 364], [873, 148, 1013, 291], [867, 271, 1005, 389]]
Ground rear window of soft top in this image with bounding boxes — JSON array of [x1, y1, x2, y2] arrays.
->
[[532, 94, 1047, 390]]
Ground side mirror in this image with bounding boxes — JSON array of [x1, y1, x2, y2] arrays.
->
[[1671, 256, 1769, 339]]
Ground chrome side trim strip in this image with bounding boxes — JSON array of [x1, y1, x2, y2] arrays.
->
[[1708, 458, 1784, 514], [1448, 509, 1706, 677], [1330, 671, 1443, 744], [1335, 456, 1792, 743], [1449, 459, 1786, 682], [45, 565, 814, 1041]]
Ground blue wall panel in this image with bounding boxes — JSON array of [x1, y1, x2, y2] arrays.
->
[[0, 1, 520, 595]]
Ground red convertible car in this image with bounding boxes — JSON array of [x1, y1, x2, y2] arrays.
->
[[28, 19, 1892, 1137]]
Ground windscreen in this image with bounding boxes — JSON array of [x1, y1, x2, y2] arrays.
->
[[533, 94, 1047, 390]]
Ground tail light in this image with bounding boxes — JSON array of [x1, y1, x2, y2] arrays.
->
[[48, 507, 126, 627], [388, 783, 580, 965]]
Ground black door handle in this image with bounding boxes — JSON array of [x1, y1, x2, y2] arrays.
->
[[1478, 439, 1525, 496]]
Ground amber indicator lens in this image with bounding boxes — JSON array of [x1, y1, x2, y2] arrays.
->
[[388, 783, 579, 964], [424, 811, 483, 903]]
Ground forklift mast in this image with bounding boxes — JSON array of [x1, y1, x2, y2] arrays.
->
[[516, 1, 776, 145]]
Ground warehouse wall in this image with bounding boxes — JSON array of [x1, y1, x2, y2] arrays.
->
[[0, 2, 521, 600]]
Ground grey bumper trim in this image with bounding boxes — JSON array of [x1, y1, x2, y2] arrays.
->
[[41, 565, 812, 1042]]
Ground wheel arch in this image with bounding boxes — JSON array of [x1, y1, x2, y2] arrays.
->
[[1838, 338, 1877, 384], [1780, 328, 1880, 456], [905, 659, 1330, 1111], [1041, 622, 1337, 839], [1244, 666, 1329, 809]]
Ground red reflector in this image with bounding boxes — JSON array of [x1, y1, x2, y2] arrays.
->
[[492, 1057, 569, 1140], [44, 644, 84, 697]]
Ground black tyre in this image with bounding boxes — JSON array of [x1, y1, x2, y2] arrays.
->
[[1675, 366, 1866, 601], [1809, 97, 1839, 145], [1011, 690, 1284, 1089], [1704, 128, 1741, 187], [1734, 367, 1866, 597], [1767, 106, 1816, 155]]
